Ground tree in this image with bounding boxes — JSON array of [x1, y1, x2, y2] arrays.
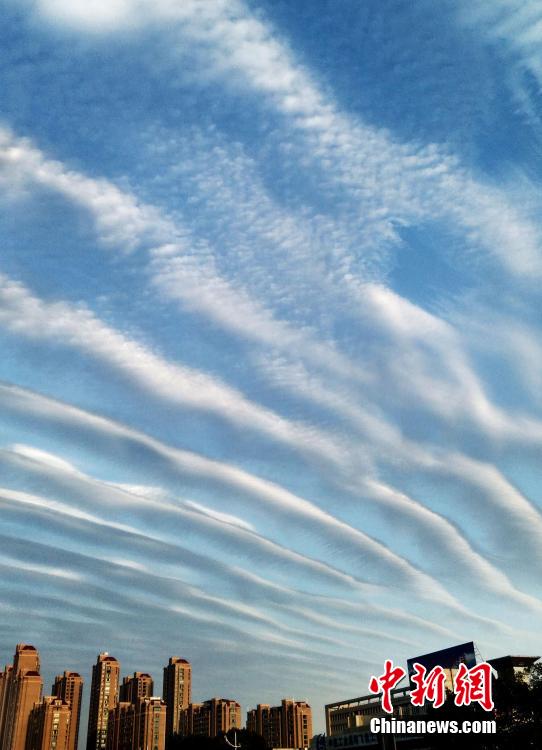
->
[[423, 662, 542, 749]]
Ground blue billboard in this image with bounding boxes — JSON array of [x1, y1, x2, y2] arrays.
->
[[407, 641, 477, 681]]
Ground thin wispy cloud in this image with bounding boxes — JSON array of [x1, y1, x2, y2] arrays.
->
[[32, 0, 540, 277], [2, 126, 541, 454]]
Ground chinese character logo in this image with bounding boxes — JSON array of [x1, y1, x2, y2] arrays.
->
[[409, 663, 446, 708], [368, 660, 406, 713], [368, 660, 494, 713], [454, 663, 494, 711]]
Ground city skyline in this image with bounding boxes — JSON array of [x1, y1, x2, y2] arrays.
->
[[0, 644, 316, 746], [1, 0, 542, 739], [1, 639, 537, 749]]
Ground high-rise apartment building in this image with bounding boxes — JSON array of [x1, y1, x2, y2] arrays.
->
[[106, 703, 133, 750], [246, 704, 281, 747], [247, 699, 312, 749], [86, 654, 120, 750], [119, 674, 153, 705], [133, 698, 166, 750], [180, 699, 241, 738], [108, 671, 153, 750], [281, 700, 312, 749], [107, 698, 166, 750], [12, 646, 40, 677], [162, 658, 191, 739], [178, 703, 200, 738], [0, 664, 14, 745], [2, 645, 43, 750], [26, 697, 71, 750], [52, 672, 83, 750]]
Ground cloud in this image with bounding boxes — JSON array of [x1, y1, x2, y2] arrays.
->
[[1, 3, 541, 731], [453, 1, 542, 136], [0, 480, 448, 658], [10, 443, 83, 474], [360, 477, 542, 610], [0, 271, 356, 472], [182, 500, 255, 532], [30, 0, 145, 32], [0, 437, 468, 611], [25, 0, 542, 277], [4, 382, 540, 641], [457, 0, 542, 78], [3, 124, 542, 458], [0, 125, 365, 387]]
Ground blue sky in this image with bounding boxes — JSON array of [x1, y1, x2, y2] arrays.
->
[[1, 0, 542, 736]]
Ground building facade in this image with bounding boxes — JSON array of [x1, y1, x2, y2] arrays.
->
[[162, 658, 191, 740], [325, 688, 427, 749], [488, 655, 540, 683], [181, 699, 241, 738], [107, 698, 166, 750], [281, 700, 312, 749], [246, 704, 282, 748], [0, 664, 14, 745], [26, 697, 71, 750], [119, 675, 153, 705], [107, 703, 134, 750], [2, 645, 43, 750], [52, 672, 83, 750], [87, 654, 120, 750], [133, 698, 166, 750], [247, 699, 312, 749]]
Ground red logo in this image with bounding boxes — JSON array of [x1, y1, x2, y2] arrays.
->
[[410, 663, 446, 708], [368, 660, 406, 713], [454, 663, 494, 711], [368, 660, 494, 713]]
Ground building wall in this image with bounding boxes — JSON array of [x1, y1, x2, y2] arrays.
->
[[280, 700, 312, 749], [212, 699, 241, 736], [2, 647, 43, 750], [180, 699, 240, 738], [107, 702, 134, 750], [0, 664, 14, 745], [119, 675, 153, 705], [13, 647, 40, 676], [327, 689, 429, 734], [247, 700, 312, 749], [26, 697, 71, 750], [5, 673, 43, 750], [133, 698, 166, 750], [179, 703, 204, 738], [162, 658, 191, 739], [107, 698, 166, 750], [86, 654, 120, 750], [52, 672, 83, 750]]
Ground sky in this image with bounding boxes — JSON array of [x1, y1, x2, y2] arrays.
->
[[1, 0, 542, 738]]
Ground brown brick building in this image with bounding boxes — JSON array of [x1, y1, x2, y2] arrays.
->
[[52, 672, 83, 750], [1, 645, 43, 750], [162, 658, 191, 740], [133, 697, 166, 750], [26, 697, 71, 750], [107, 697, 166, 750], [0, 665, 14, 745], [86, 654, 120, 750], [107, 703, 134, 750], [119, 674, 153, 704], [181, 699, 241, 738], [247, 699, 312, 749], [246, 704, 282, 747]]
